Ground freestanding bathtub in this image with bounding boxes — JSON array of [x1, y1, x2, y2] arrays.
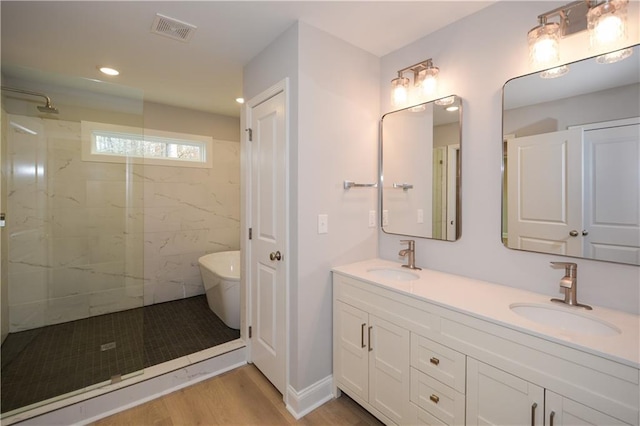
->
[[198, 251, 240, 329]]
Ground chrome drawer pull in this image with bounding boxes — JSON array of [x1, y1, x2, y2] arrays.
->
[[549, 410, 555, 426], [368, 326, 373, 352], [531, 403, 537, 426], [429, 394, 439, 404], [360, 323, 366, 348], [429, 357, 440, 366]]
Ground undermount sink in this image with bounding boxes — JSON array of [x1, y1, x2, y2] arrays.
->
[[509, 303, 621, 336], [367, 267, 420, 281]]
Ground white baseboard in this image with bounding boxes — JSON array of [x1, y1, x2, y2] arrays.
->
[[285, 375, 335, 419], [7, 346, 247, 426]]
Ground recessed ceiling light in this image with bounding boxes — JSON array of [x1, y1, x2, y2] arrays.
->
[[235, 98, 245, 104], [99, 67, 120, 76], [446, 106, 459, 112]]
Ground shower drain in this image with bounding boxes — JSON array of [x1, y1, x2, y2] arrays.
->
[[100, 341, 117, 351]]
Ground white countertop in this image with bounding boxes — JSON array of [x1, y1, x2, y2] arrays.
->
[[332, 258, 640, 369]]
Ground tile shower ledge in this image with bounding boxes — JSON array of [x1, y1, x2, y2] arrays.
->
[[332, 258, 640, 369]]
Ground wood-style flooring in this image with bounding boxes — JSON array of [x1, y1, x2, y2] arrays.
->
[[92, 364, 384, 426]]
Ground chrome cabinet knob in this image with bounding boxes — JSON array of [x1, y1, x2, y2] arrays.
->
[[269, 251, 282, 261], [569, 230, 579, 237]]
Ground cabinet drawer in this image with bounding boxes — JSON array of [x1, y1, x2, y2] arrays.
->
[[409, 402, 449, 426], [411, 334, 466, 394], [411, 367, 465, 426]]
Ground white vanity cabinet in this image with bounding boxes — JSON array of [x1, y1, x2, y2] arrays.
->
[[466, 357, 544, 425], [467, 358, 628, 426], [332, 263, 640, 426], [334, 300, 410, 425], [545, 390, 630, 426]]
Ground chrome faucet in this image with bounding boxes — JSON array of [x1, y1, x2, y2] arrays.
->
[[550, 262, 591, 310], [399, 240, 421, 270]]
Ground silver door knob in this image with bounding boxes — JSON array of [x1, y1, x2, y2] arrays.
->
[[269, 251, 282, 261], [582, 230, 589, 236], [569, 230, 579, 237]]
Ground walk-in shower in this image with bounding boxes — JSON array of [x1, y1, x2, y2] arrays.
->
[[1, 73, 241, 420], [1, 78, 146, 415]]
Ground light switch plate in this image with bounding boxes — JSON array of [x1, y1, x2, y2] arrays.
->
[[382, 210, 389, 226], [368, 210, 376, 228], [417, 209, 424, 224], [318, 214, 328, 234]]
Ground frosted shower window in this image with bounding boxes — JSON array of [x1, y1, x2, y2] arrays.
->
[[81, 121, 213, 168]]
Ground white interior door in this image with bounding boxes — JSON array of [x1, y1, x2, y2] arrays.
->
[[507, 129, 583, 256], [582, 121, 640, 264], [248, 85, 287, 394]]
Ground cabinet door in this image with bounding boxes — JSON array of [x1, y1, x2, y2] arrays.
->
[[369, 314, 411, 424], [545, 391, 629, 426], [334, 301, 369, 401], [466, 358, 544, 426]]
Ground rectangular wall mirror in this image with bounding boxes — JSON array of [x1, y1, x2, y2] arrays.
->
[[502, 44, 639, 265], [381, 95, 462, 240]]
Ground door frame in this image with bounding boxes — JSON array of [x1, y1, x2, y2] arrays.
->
[[241, 78, 290, 401]]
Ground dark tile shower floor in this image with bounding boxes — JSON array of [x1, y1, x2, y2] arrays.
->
[[1, 295, 240, 414]]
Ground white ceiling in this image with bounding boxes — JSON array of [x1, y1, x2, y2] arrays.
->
[[1, 1, 493, 117]]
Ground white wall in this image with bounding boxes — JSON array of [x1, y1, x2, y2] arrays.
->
[[243, 21, 379, 395], [296, 22, 379, 390], [379, 1, 640, 315]]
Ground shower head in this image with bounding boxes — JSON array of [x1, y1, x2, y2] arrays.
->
[[1, 86, 60, 114], [37, 102, 59, 114]]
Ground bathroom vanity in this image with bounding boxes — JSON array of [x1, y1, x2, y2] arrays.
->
[[332, 259, 639, 425]]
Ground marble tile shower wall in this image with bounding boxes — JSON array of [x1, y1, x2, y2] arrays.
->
[[7, 116, 240, 332], [141, 139, 240, 305]]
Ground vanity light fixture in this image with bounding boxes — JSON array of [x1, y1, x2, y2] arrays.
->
[[528, 15, 562, 69], [587, 0, 629, 51], [390, 74, 410, 107], [528, 0, 631, 73], [390, 58, 439, 108]]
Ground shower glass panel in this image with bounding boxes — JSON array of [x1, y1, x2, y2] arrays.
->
[[1, 69, 145, 416]]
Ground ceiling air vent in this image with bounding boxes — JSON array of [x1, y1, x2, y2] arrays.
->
[[151, 13, 197, 43]]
